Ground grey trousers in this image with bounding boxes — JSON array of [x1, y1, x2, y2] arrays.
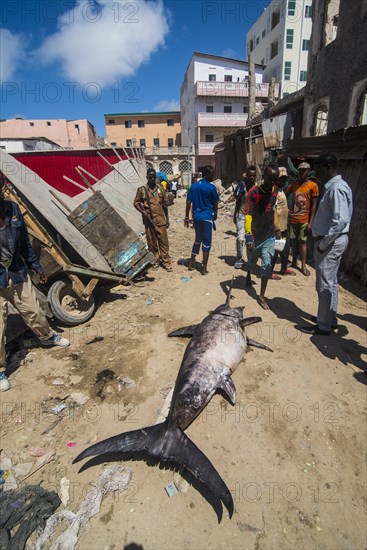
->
[[314, 234, 348, 331]]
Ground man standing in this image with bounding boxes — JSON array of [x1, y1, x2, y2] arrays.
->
[[286, 162, 318, 276], [301, 153, 353, 335], [271, 167, 295, 277], [134, 168, 172, 272], [245, 165, 280, 310], [184, 165, 219, 276], [233, 165, 256, 269], [0, 180, 69, 392]]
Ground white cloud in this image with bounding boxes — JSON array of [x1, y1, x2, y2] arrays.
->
[[152, 99, 180, 111], [37, 0, 169, 87], [0, 28, 25, 83]]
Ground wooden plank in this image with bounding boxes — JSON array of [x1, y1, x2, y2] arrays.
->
[[63, 264, 126, 283]]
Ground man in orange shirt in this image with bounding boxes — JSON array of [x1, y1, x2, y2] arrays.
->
[[286, 162, 318, 276]]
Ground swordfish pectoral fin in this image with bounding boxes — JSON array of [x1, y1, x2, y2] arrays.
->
[[217, 374, 236, 405], [168, 324, 199, 338], [247, 337, 273, 352], [240, 316, 262, 328]]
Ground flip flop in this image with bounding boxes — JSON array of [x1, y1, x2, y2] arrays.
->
[[271, 273, 282, 280], [301, 267, 311, 276], [280, 269, 296, 276], [258, 297, 271, 310]]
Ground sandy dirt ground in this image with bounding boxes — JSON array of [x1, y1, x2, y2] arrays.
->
[[1, 198, 366, 550]]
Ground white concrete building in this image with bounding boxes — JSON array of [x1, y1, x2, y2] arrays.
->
[[0, 137, 61, 153], [246, 0, 313, 98], [180, 52, 279, 170]]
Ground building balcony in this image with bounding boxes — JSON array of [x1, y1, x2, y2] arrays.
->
[[197, 112, 249, 127], [144, 146, 193, 156], [195, 81, 279, 99], [197, 142, 221, 156]]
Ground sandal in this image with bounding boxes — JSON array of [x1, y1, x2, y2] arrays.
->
[[280, 268, 296, 276], [271, 273, 282, 280], [301, 266, 311, 276], [258, 296, 271, 310]]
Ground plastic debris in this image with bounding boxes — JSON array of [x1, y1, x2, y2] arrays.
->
[[145, 298, 154, 305], [34, 466, 131, 550], [165, 482, 179, 497], [70, 392, 90, 405], [66, 442, 76, 448], [0, 485, 61, 549], [180, 276, 190, 283], [85, 336, 104, 345], [51, 404, 66, 414], [60, 477, 70, 506]]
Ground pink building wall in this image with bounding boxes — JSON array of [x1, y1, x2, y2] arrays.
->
[[0, 118, 97, 149]]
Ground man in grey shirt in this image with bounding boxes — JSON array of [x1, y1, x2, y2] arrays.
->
[[301, 153, 353, 335]]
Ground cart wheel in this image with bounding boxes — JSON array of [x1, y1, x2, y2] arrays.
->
[[47, 280, 95, 326]]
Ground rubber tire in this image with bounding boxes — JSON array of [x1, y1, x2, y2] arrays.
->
[[47, 280, 95, 326]]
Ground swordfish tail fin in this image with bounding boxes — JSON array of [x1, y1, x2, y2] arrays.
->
[[73, 422, 234, 518]]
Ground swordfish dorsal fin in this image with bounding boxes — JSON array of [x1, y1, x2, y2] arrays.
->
[[168, 324, 199, 338]]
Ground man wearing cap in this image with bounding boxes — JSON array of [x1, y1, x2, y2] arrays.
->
[[286, 162, 318, 276], [233, 165, 256, 269], [301, 153, 353, 335]]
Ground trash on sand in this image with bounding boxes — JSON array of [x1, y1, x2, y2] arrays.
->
[[70, 391, 90, 405], [34, 466, 131, 550], [0, 484, 61, 549], [95, 369, 115, 399], [180, 276, 190, 283], [60, 477, 70, 506], [117, 376, 136, 391], [67, 442, 76, 448], [145, 298, 154, 305], [165, 482, 179, 497], [86, 336, 104, 345], [52, 379, 65, 386], [51, 404, 66, 414]]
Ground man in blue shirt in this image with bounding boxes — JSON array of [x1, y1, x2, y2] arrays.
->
[[300, 153, 353, 335], [184, 165, 219, 275]]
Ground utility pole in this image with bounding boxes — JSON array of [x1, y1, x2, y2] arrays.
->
[[248, 53, 256, 164]]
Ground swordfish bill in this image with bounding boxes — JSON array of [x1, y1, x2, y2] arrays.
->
[[74, 294, 272, 517]]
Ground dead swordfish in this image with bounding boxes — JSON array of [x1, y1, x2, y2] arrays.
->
[[73, 291, 272, 517]]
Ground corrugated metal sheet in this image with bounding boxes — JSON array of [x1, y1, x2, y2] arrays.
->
[[284, 125, 367, 158]]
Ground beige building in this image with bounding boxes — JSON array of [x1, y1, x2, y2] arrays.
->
[[105, 111, 181, 149], [0, 117, 97, 149], [105, 111, 194, 180]]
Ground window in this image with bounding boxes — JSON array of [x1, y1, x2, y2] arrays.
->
[[302, 39, 310, 50], [108, 119, 115, 124], [261, 58, 265, 65], [74, 124, 80, 133], [111, 142, 117, 147], [286, 29, 294, 49], [314, 108, 328, 136], [284, 61, 292, 80], [47, 121, 51, 126], [300, 70, 308, 81], [138, 120, 145, 128], [168, 138, 174, 147], [140, 139, 146, 147], [249, 39, 254, 52], [126, 139, 133, 147], [224, 75, 232, 82], [167, 119, 174, 126], [206, 105, 214, 113], [256, 37, 259, 45], [288, 0, 296, 16], [243, 105, 248, 113], [205, 134, 214, 143], [271, 8, 280, 29], [29, 122, 34, 126], [271, 40, 279, 59], [224, 106, 232, 113], [125, 120, 132, 128], [153, 138, 160, 147], [209, 74, 216, 81], [262, 29, 266, 38], [305, 5, 312, 17]]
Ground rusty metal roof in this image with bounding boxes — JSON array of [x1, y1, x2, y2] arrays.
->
[[284, 125, 367, 159]]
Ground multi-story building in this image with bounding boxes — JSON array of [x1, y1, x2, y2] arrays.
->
[[0, 118, 97, 149], [105, 111, 193, 179], [180, 52, 278, 170], [246, 0, 313, 98], [0, 137, 61, 153]]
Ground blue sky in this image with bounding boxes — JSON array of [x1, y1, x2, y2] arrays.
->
[[0, 0, 271, 136]]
